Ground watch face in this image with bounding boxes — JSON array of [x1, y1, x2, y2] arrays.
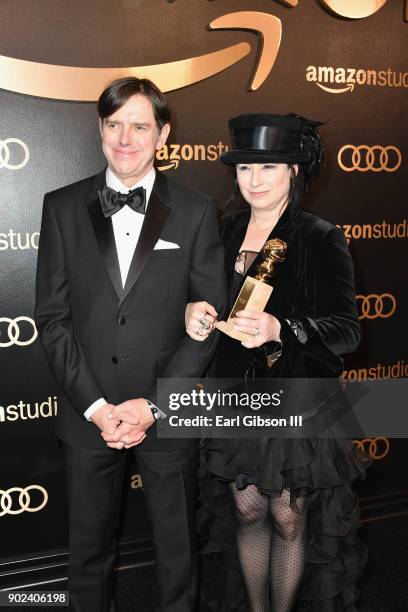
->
[[150, 406, 159, 420]]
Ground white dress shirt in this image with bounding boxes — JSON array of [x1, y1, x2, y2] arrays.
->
[[84, 166, 156, 421]]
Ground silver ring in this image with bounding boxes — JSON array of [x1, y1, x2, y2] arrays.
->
[[254, 328, 260, 336], [199, 318, 211, 330]]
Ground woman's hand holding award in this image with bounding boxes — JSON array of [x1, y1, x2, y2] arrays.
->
[[215, 238, 287, 342]]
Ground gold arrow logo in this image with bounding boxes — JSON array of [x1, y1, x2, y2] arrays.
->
[[209, 12, 282, 91], [0, 11, 281, 101], [316, 82, 355, 93]]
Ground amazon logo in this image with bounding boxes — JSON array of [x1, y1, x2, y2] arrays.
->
[[0, 12, 281, 101], [156, 142, 229, 171], [0, 2, 405, 101], [306, 65, 408, 94]]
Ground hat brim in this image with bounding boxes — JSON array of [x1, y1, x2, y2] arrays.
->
[[220, 149, 311, 165]]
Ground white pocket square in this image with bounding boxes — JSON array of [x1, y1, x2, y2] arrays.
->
[[154, 239, 180, 250]]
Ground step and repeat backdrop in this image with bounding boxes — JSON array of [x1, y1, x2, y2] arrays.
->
[[0, 0, 407, 567]]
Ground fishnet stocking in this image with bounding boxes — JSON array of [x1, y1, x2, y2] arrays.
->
[[232, 484, 270, 612], [231, 485, 306, 612], [269, 490, 306, 612]]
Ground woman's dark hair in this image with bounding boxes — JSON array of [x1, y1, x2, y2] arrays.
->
[[224, 163, 317, 217], [224, 117, 324, 215], [97, 77, 171, 129]]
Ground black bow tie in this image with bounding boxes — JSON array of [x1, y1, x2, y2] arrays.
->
[[98, 185, 146, 218]]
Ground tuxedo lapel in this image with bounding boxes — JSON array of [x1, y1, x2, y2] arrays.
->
[[87, 172, 123, 300], [119, 172, 171, 308]]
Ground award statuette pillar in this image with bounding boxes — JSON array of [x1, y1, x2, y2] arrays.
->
[[215, 238, 287, 342]]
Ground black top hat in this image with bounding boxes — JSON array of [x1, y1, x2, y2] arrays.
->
[[220, 113, 322, 165]]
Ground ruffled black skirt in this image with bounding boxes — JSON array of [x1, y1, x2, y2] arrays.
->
[[198, 331, 370, 611], [198, 433, 370, 611]]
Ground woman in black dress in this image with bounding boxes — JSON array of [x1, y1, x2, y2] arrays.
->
[[186, 114, 369, 612]]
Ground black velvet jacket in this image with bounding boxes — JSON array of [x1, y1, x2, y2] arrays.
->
[[214, 203, 361, 379]]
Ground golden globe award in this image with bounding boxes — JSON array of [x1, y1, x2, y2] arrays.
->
[[215, 238, 287, 342]]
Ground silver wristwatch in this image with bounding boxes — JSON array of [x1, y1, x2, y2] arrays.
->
[[146, 400, 167, 422]]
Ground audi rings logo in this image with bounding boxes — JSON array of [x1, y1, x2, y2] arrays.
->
[[0, 317, 38, 347], [0, 485, 48, 516], [338, 145, 402, 173], [354, 437, 390, 460], [0, 138, 30, 170], [356, 294, 397, 320]]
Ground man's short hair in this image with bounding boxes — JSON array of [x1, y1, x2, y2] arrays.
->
[[98, 77, 171, 129]]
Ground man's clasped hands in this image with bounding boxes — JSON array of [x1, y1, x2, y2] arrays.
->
[[91, 399, 155, 449], [90, 299, 282, 451]]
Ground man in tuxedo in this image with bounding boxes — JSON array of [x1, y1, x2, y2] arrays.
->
[[35, 77, 226, 612]]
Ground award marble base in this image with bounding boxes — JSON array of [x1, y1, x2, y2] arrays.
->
[[215, 276, 273, 341]]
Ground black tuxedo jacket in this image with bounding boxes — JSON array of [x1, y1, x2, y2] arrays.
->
[[35, 170, 227, 450]]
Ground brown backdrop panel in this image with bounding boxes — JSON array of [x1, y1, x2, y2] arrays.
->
[[0, 0, 406, 562]]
